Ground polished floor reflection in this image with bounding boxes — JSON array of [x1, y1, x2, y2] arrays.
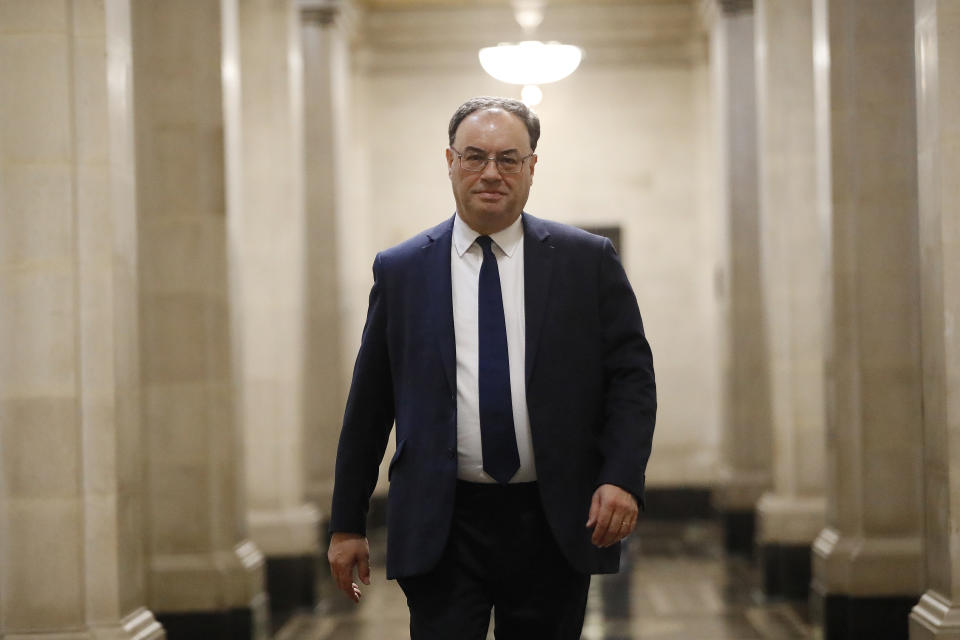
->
[[277, 521, 813, 639]]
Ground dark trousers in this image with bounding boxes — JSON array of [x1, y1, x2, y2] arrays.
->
[[397, 481, 591, 640]]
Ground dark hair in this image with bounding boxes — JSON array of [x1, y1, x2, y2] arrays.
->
[[448, 96, 541, 151]]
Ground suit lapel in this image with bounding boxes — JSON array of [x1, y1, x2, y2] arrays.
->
[[522, 213, 554, 384], [423, 217, 457, 397]]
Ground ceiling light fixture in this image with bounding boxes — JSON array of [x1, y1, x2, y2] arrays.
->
[[478, 1, 582, 107]]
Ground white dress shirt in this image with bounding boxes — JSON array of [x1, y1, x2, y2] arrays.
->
[[451, 213, 536, 483]]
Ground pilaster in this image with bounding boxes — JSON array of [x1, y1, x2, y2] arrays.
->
[[753, 0, 826, 599], [911, 0, 960, 638], [131, 0, 267, 636], [300, 0, 356, 511], [708, 0, 771, 556], [811, 0, 925, 637], [0, 0, 162, 636], [227, 0, 322, 623]]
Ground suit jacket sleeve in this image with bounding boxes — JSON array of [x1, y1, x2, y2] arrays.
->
[[595, 238, 657, 506], [329, 253, 396, 536]]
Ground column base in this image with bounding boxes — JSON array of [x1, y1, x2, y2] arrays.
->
[[712, 473, 767, 557], [149, 551, 265, 613], [812, 527, 923, 594], [760, 543, 810, 599], [248, 504, 321, 557], [1, 608, 166, 640], [719, 509, 755, 556], [266, 554, 317, 629], [910, 590, 960, 639], [756, 492, 825, 543], [116, 607, 166, 640], [811, 583, 916, 640]]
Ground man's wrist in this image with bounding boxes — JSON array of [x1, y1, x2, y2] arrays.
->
[[330, 531, 365, 543]]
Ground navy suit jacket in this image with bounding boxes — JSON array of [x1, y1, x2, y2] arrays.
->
[[330, 213, 656, 579]]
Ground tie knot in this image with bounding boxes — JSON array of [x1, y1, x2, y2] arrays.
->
[[476, 235, 495, 255]]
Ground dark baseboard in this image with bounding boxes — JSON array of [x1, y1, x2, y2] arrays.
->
[[811, 585, 917, 640], [155, 607, 253, 640], [642, 488, 715, 520], [719, 509, 755, 557], [266, 554, 317, 630], [760, 543, 810, 599]]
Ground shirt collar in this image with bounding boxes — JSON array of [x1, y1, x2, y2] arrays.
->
[[453, 213, 524, 258]]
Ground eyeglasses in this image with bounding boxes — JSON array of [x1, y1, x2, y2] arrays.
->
[[450, 147, 535, 174]]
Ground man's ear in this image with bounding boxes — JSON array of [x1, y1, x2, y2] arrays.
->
[[529, 154, 538, 178], [445, 147, 454, 177]]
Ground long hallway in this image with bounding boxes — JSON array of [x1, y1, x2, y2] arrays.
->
[[3, 0, 960, 638], [277, 522, 813, 640]]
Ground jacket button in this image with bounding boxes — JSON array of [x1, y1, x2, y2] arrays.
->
[[447, 447, 456, 459]]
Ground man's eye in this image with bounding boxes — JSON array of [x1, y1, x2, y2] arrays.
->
[[465, 153, 486, 162], [498, 157, 519, 167]]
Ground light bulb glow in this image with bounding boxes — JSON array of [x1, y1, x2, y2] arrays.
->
[[521, 85, 542, 106], [478, 41, 582, 86]]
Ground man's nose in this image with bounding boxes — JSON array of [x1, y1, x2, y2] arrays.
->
[[480, 158, 502, 180]]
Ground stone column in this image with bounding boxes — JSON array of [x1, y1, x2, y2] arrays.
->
[[753, 0, 826, 599], [300, 0, 352, 514], [0, 1, 162, 637], [910, 1, 960, 638], [708, 0, 773, 556], [131, 0, 268, 636], [229, 0, 320, 620], [810, 0, 924, 638]]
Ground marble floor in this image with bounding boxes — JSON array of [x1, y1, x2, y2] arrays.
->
[[276, 521, 816, 640]]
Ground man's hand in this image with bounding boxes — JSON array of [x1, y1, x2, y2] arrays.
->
[[327, 532, 371, 603], [586, 484, 639, 548]]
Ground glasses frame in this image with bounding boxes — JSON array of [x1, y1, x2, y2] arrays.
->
[[449, 146, 536, 174]]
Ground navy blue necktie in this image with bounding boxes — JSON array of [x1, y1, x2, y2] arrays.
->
[[476, 236, 520, 484]]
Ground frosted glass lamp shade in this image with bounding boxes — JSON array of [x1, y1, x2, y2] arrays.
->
[[478, 41, 582, 85]]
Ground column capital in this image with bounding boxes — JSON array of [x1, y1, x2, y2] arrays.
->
[[699, 0, 753, 22], [718, 0, 753, 15], [300, 0, 340, 25], [300, 0, 360, 40]]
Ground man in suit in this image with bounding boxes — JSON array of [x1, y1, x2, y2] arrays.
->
[[327, 96, 656, 639]]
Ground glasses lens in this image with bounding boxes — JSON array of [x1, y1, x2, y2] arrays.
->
[[496, 155, 521, 173], [461, 151, 488, 171], [457, 149, 526, 173]]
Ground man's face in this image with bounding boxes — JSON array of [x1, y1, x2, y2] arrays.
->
[[446, 109, 537, 235]]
